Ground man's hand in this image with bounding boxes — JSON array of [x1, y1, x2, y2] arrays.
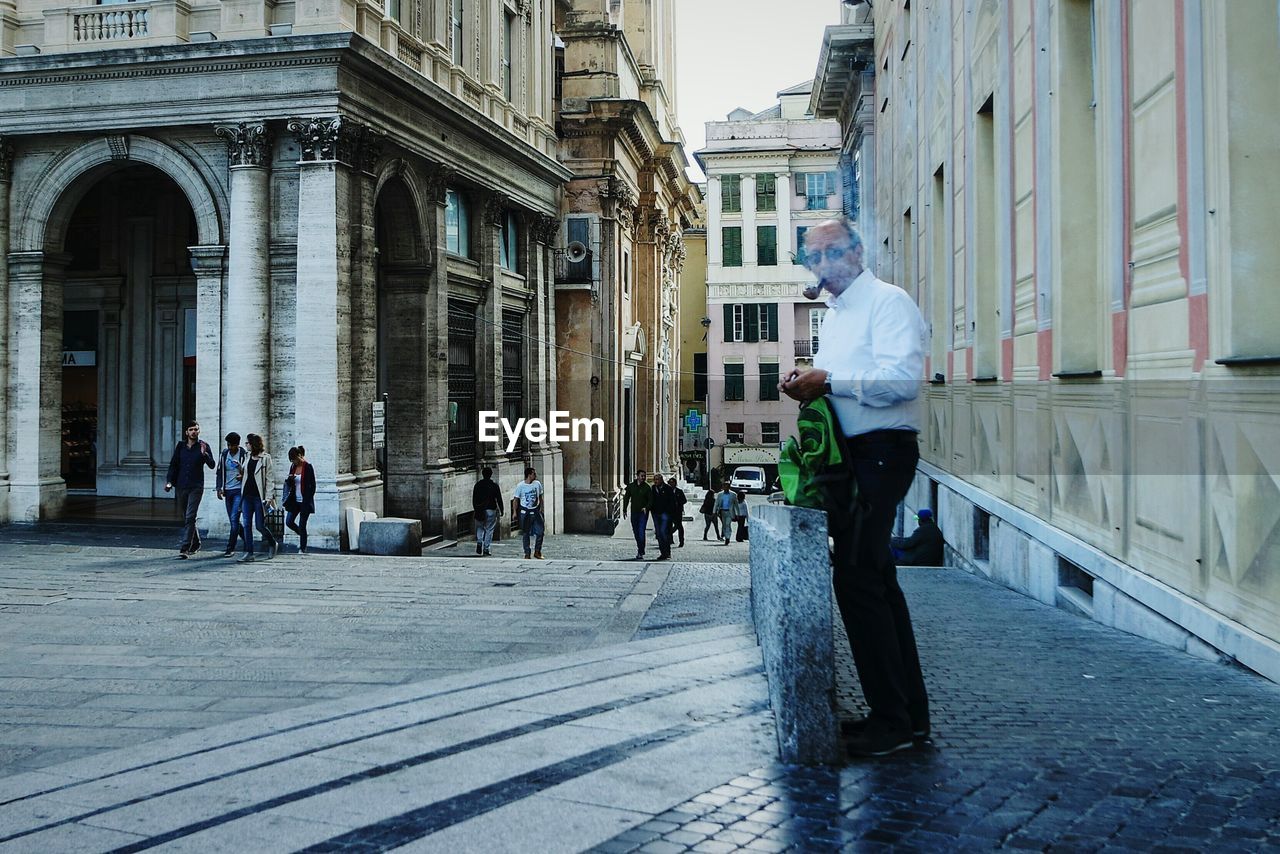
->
[[217, 490, 224, 500], [780, 367, 828, 403]]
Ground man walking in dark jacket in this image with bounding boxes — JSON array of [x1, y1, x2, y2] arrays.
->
[[667, 476, 687, 547], [650, 474, 679, 560], [622, 470, 653, 560], [164, 421, 215, 559], [472, 467, 504, 556], [891, 508, 944, 566]]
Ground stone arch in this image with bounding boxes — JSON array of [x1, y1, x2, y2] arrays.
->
[[16, 135, 224, 254], [372, 156, 432, 267]]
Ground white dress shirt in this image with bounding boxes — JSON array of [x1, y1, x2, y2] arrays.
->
[[812, 268, 926, 438]]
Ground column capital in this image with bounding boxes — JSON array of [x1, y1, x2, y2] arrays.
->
[[532, 213, 559, 245], [483, 190, 510, 227], [423, 161, 456, 205], [0, 135, 13, 182], [287, 116, 362, 166], [214, 121, 272, 168]]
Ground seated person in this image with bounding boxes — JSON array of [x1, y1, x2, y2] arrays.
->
[[891, 508, 945, 567]]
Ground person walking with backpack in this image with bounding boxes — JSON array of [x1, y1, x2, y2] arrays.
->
[[215, 432, 248, 557], [164, 421, 215, 559], [781, 217, 929, 758], [699, 488, 720, 540], [283, 446, 316, 554], [472, 466, 503, 556], [237, 433, 278, 563]]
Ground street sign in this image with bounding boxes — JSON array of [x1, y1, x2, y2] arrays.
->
[[371, 400, 386, 450], [684, 408, 702, 433], [705, 437, 715, 448]]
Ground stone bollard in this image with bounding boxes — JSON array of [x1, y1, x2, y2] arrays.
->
[[748, 503, 839, 765]]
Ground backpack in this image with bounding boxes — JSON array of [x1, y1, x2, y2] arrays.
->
[[777, 396, 860, 530]]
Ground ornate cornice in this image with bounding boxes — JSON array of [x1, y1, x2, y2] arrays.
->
[[214, 121, 271, 168], [287, 115, 362, 166], [423, 161, 456, 205], [0, 55, 343, 90], [0, 135, 13, 182], [601, 176, 638, 230]]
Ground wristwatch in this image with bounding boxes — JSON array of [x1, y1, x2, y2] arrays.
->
[[822, 371, 833, 397]]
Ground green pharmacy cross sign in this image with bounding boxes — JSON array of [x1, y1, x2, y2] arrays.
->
[[684, 409, 703, 433]]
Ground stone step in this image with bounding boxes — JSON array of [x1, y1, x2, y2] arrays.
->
[[0, 626, 775, 854]]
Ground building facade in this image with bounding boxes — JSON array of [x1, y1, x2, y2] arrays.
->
[[823, 0, 1280, 681], [0, 0, 570, 546], [553, 0, 699, 532], [697, 85, 841, 484], [676, 225, 707, 482]]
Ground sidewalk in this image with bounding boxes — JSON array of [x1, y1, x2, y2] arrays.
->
[[1, 534, 1279, 851]]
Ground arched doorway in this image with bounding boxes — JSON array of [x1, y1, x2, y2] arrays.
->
[[59, 164, 201, 501], [374, 174, 431, 519]]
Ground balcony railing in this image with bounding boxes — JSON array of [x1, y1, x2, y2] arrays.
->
[[794, 338, 820, 358], [44, 0, 190, 53]]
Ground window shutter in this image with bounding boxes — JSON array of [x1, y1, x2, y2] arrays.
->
[[767, 303, 779, 341], [827, 171, 839, 193], [723, 304, 733, 342], [745, 304, 759, 343], [795, 173, 806, 195]]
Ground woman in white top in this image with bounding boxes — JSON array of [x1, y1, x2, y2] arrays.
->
[[237, 433, 278, 563]]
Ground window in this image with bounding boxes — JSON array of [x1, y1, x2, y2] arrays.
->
[[724, 364, 745, 401], [800, 172, 835, 211], [499, 210, 518, 271], [722, 226, 742, 267], [758, 362, 780, 401], [447, 300, 477, 462], [761, 422, 780, 446], [759, 303, 778, 342], [809, 307, 824, 354], [757, 226, 777, 266], [451, 0, 464, 65], [725, 303, 777, 343], [388, 0, 403, 23], [795, 226, 809, 265], [445, 189, 471, 258], [756, 173, 776, 212], [502, 310, 524, 430], [726, 422, 746, 444], [502, 11, 515, 101], [721, 175, 741, 214], [727, 303, 744, 342], [693, 352, 708, 400]]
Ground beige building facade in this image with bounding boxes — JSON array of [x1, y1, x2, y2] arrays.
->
[[698, 85, 841, 484], [553, 0, 698, 532], [676, 225, 707, 479], [0, 0, 570, 546], [819, 0, 1280, 680]]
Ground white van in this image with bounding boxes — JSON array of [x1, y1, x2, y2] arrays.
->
[[729, 466, 768, 494]]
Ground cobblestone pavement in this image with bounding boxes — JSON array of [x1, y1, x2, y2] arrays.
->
[[2, 527, 1280, 852], [599, 569, 1280, 853]]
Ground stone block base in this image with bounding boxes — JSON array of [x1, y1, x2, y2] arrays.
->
[[359, 517, 422, 556]]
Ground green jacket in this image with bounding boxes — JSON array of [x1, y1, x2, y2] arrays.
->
[[623, 480, 653, 514]]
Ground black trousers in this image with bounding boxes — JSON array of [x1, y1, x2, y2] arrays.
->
[[831, 429, 929, 733]]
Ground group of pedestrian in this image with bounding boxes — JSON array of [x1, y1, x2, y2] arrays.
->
[[622, 470, 686, 560], [471, 466, 546, 559], [698, 484, 749, 545], [164, 422, 315, 563]]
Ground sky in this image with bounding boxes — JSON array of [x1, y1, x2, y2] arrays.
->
[[675, 0, 843, 183]]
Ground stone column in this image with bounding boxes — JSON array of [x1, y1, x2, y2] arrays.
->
[[0, 137, 12, 522], [776, 172, 792, 261], [288, 116, 362, 549], [214, 122, 272, 441], [479, 190, 508, 464], [188, 245, 228, 537], [422, 161, 454, 471], [7, 251, 71, 521]]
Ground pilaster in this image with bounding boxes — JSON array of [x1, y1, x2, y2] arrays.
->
[[188, 244, 228, 537], [0, 136, 12, 521], [7, 251, 71, 521], [776, 172, 793, 261]]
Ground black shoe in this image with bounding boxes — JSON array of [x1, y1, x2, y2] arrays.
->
[[483, 550, 491, 556], [842, 716, 930, 741], [846, 722, 915, 758], [299, 547, 308, 555], [524, 552, 532, 559], [267, 540, 278, 560], [177, 552, 189, 560], [220, 550, 235, 558], [189, 541, 201, 555], [476, 544, 483, 555], [237, 553, 255, 563]]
